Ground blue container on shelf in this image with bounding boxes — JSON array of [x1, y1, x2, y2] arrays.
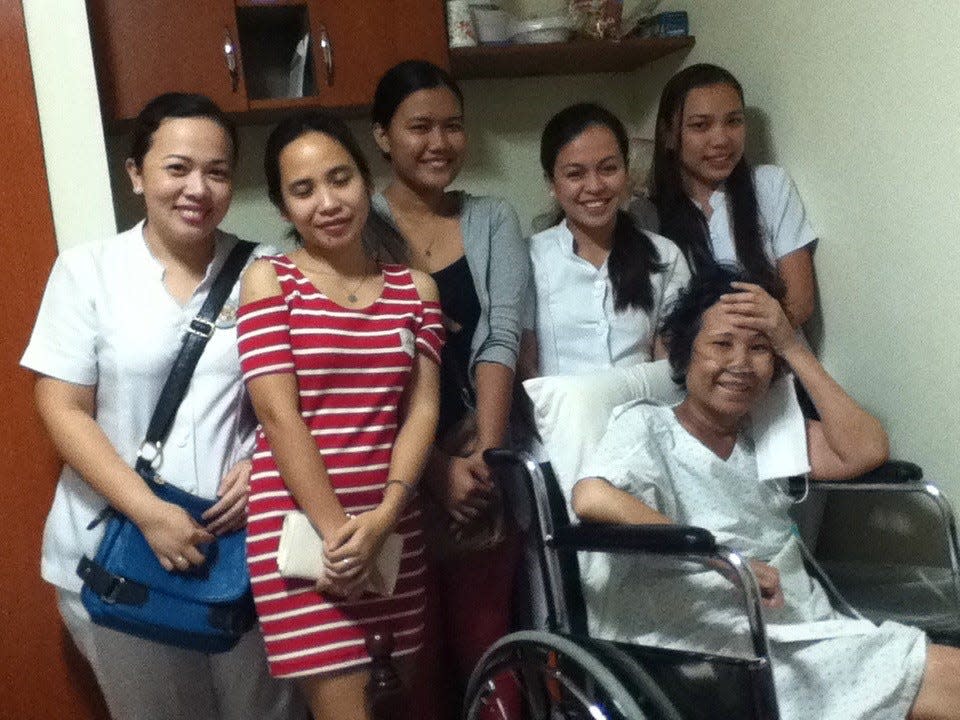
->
[[631, 10, 689, 38], [651, 11, 689, 37]]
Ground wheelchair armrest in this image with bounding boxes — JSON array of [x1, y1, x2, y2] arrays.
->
[[791, 460, 925, 496], [853, 460, 924, 483], [553, 522, 770, 659], [550, 523, 717, 556]]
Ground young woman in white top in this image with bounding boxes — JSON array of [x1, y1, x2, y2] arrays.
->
[[652, 63, 818, 327], [523, 103, 691, 378], [21, 93, 303, 720]]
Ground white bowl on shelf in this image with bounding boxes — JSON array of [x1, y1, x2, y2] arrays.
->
[[511, 16, 574, 44]]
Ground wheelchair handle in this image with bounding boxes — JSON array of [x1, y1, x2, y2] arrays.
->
[[551, 523, 718, 555], [482, 448, 516, 468]]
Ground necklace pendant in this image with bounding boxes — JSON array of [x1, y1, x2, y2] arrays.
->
[[347, 293, 358, 303]]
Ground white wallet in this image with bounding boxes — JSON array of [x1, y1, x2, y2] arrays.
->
[[276, 512, 403, 596]]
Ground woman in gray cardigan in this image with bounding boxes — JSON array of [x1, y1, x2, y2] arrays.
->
[[370, 59, 529, 716]]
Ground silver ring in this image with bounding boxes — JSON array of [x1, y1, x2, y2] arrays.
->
[[176, 554, 188, 565]]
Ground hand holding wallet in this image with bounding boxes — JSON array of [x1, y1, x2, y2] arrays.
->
[[276, 512, 403, 596]]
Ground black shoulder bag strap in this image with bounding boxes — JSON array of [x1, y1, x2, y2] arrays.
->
[[78, 241, 256, 605], [134, 240, 256, 476]]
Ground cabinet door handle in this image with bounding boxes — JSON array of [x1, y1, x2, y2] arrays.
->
[[318, 24, 334, 86], [223, 28, 239, 92]]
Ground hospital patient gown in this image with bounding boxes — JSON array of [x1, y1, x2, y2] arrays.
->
[[579, 403, 926, 720]]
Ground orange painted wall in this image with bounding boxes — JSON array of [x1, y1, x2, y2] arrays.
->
[[0, 0, 108, 716]]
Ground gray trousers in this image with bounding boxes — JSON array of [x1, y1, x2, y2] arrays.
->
[[58, 590, 307, 720]]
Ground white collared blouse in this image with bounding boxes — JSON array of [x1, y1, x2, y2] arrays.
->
[[21, 221, 259, 592], [704, 165, 818, 265], [528, 220, 690, 376]]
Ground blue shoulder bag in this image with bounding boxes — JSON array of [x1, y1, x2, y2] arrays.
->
[[76, 240, 257, 653]]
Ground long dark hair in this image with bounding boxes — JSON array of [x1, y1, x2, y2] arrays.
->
[[652, 64, 780, 290], [541, 103, 666, 313]]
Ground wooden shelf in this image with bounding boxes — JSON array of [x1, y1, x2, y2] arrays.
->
[[449, 36, 694, 80], [247, 95, 323, 112], [238, 96, 369, 126], [235, 0, 306, 7]]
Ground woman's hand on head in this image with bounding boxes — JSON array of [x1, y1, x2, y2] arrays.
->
[[201, 459, 251, 535], [718, 282, 799, 356], [138, 499, 215, 573]]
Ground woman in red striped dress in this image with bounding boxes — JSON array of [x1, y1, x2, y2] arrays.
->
[[236, 112, 443, 720]]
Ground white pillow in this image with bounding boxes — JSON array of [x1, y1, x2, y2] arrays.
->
[[522, 360, 810, 625], [523, 362, 810, 501], [522, 360, 683, 501]]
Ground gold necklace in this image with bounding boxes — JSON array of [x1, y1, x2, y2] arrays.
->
[[301, 258, 377, 304], [339, 274, 368, 304]]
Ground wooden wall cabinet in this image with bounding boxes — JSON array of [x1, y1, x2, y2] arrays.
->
[[86, 0, 247, 120], [86, 0, 449, 121], [306, 0, 448, 109]]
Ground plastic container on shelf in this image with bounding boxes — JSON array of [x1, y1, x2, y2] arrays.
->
[[629, 10, 689, 37], [511, 16, 574, 44], [447, 0, 478, 47], [470, 4, 514, 44]]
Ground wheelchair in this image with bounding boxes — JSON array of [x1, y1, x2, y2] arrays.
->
[[791, 462, 960, 644], [462, 450, 960, 720]]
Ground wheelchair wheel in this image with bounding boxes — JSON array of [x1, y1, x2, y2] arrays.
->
[[463, 631, 684, 720]]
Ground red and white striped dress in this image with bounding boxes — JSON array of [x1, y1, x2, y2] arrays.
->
[[236, 256, 444, 678]]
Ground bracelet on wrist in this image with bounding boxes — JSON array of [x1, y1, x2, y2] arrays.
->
[[385, 479, 415, 498]]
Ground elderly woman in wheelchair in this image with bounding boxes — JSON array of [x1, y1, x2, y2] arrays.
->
[[567, 266, 960, 719]]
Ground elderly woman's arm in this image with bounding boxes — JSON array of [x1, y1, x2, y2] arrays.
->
[[719, 281, 888, 480], [783, 343, 889, 480], [573, 476, 785, 607], [572, 477, 671, 525]]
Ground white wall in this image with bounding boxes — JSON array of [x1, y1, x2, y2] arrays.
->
[[669, 0, 960, 492], [22, 0, 115, 250]]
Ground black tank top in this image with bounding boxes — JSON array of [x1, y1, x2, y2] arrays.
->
[[431, 256, 481, 433]]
